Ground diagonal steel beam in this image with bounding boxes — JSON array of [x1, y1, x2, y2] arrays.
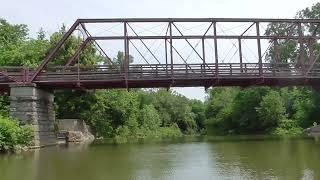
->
[[204, 22, 213, 36], [29, 20, 81, 82], [240, 22, 255, 36], [127, 23, 163, 65], [164, 39, 195, 73], [80, 23, 115, 66], [129, 40, 153, 69], [183, 23, 213, 63], [172, 22, 214, 73], [65, 38, 92, 67], [171, 23, 206, 62], [305, 53, 320, 76]]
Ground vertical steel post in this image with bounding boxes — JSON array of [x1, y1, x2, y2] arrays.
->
[[274, 39, 280, 63], [309, 39, 316, 63], [124, 22, 129, 89], [22, 67, 26, 83], [202, 38, 206, 76], [238, 38, 243, 73], [273, 39, 280, 77], [165, 38, 168, 77], [213, 22, 219, 77], [298, 22, 305, 74], [256, 22, 263, 76], [25, 67, 29, 83], [169, 22, 173, 78]]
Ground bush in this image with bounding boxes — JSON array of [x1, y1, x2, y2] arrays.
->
[[156, 125, 182, 138], [0, 116, 34, 152], [272, 119, 303, 136], [272, 127, 303, 136]]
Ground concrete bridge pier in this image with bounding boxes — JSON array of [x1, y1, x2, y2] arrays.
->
[[9, 84, 57, 147]]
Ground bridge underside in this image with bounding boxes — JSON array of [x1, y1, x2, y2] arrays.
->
[[32, 78, 320, 89]]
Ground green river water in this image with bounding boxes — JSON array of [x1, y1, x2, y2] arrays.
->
[[0, 136, 319, 180]]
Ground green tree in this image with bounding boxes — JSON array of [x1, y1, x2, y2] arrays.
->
[[49, 26, 103, 66], [0, 19, 28, 48], [265, 23, 298, 63], [0, 19, 50, 66], [190, 100, 206, 131], [0, 116, 33, 152], [0, 95, 9, 117], [139, 104, 161, 131], [111, 51, 134, 65], [231, 87, 270, 134], [265, 3, 320, 64], [205, 87, 239, 134], [151, 90, 197, 134], [84, 90, 140, 138], [54, 90, 96, 119], [256, 90, 286, 132]]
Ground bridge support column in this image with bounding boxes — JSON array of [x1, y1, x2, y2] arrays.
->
[[9, 84, 57, 147]]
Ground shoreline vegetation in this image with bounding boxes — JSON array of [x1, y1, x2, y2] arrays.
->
[[0, 116, 33, 153], [1, 3, 320, 152]]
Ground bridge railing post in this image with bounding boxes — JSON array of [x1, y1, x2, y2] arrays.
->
[[245, 64, 247, 75], [201, 64, 204, 78], [21, 67, 25, 83], [140, 65, 143, 78], [21, 66, 30, 83], [156, 65, 158, 78]]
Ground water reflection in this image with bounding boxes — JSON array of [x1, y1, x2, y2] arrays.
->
[[209, 138, 320, 180], [0, 137, 319, 180]]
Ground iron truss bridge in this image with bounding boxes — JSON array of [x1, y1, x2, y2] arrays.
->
[[1, 18, 320, 91]]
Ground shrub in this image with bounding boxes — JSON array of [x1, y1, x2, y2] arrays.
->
[[156, 125, 182, 138], [0, 116, 34, 152], [272, 119, 303, 136]]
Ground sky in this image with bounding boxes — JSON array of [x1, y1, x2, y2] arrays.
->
[[0, 0, 319, 101]]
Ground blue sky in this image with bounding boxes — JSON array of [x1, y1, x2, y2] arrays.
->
[[1, 0, 318, 100]]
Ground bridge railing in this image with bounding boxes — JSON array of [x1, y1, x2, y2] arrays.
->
[[1, 62, 318, 85], [30, 62, 310, 82], [0, 66, 27, 83]]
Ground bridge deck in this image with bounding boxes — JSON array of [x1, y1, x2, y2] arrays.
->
[[0, 63, 320, 90]]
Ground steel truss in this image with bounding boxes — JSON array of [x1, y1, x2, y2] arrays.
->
[[1, 18, 320, 90]]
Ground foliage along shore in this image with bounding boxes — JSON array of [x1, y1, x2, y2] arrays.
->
[[1, 3, 320, 149], [0, 116, 33, 153]]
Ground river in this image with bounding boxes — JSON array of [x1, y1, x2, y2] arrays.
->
[[0, 136, 319, 180]]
